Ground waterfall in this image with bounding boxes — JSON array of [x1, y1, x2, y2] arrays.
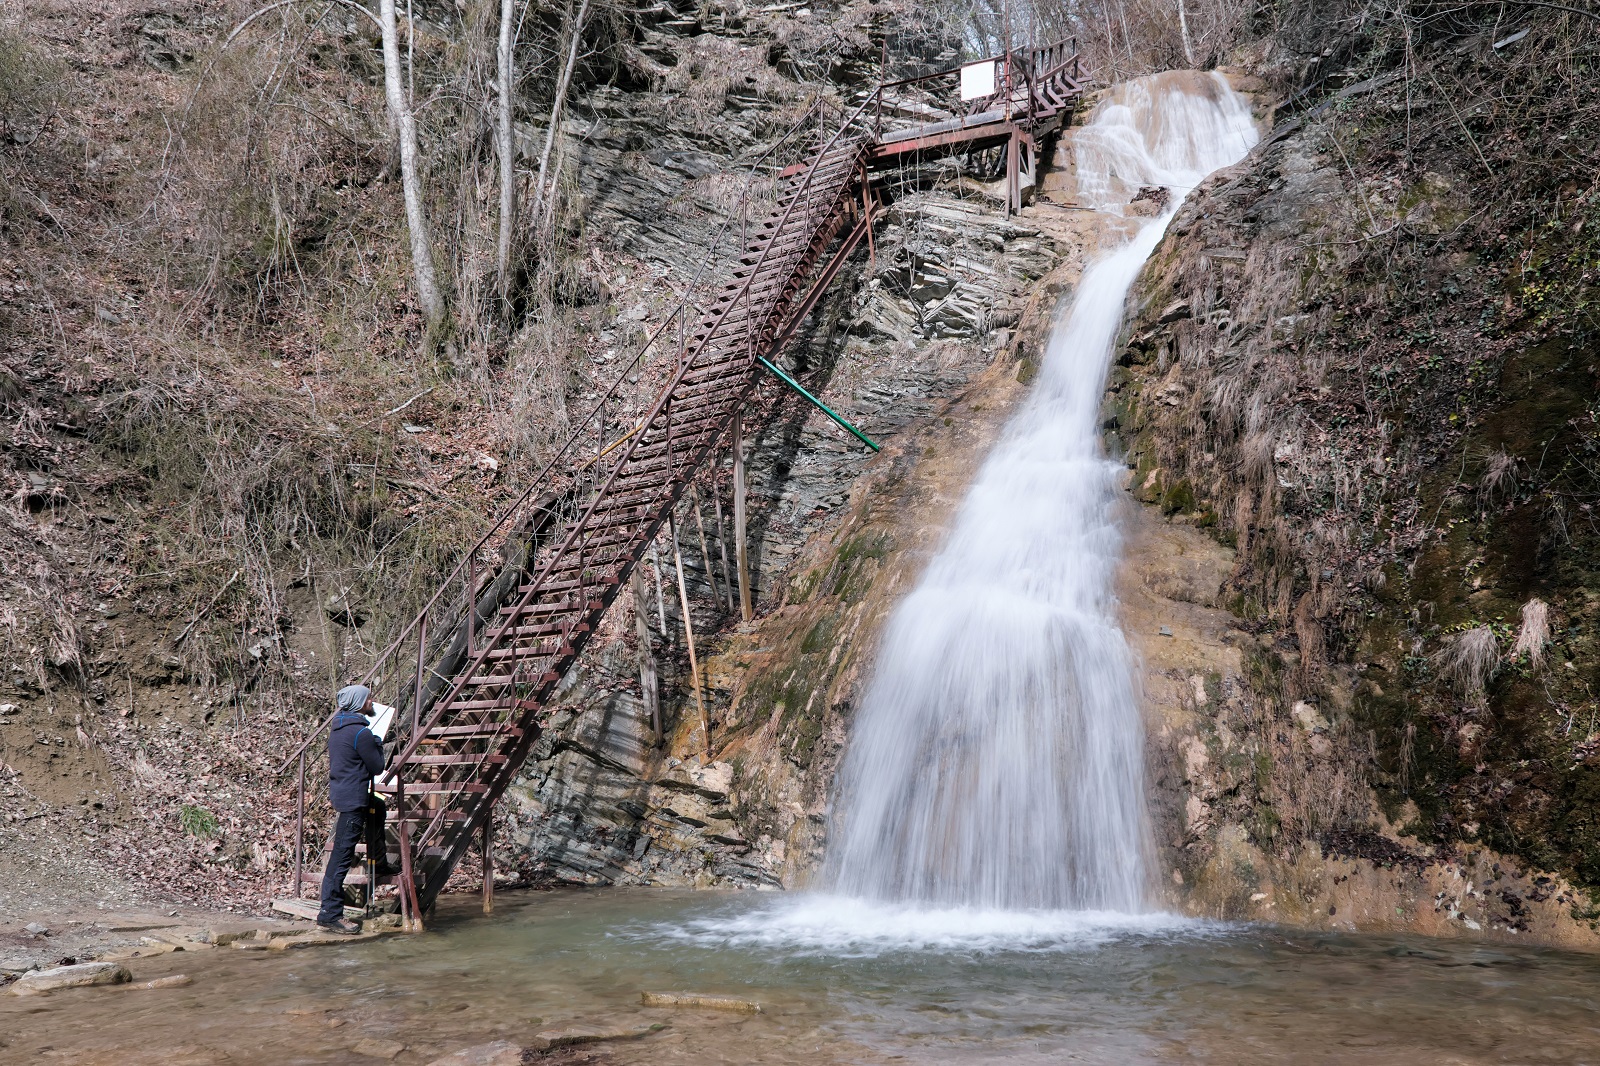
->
[[822, 72, 1260, 913]]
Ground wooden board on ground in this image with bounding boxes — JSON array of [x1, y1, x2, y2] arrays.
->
[[271, 898, 363, 922]]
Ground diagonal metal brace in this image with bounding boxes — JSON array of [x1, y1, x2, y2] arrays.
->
[[757, 355, 880, 452]]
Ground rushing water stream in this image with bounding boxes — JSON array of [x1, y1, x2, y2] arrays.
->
[[825, 71, 1260, 912], [6, 75, 1599, 1065]]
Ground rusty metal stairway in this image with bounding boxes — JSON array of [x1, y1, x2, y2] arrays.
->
[[276, 38, 1085, 929]]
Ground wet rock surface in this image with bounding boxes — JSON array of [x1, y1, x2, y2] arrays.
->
[[8, 960, 130, 995], [1116, 48, 1600, 947], [498, 66, 1090, 889]]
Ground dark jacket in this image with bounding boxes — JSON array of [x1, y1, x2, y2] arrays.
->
[[328, 711, 386, 812]]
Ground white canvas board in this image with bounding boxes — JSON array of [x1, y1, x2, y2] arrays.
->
[[369, 702, 398, 789], [960, 60, 997, 101], [368, 701, 397, 740]]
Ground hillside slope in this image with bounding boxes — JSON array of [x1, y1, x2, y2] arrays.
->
[[1116, 4, 1600, 942]]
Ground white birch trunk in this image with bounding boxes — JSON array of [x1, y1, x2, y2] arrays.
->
[[495, 0, 516, 292], [530, 0, 591, 237], [1177, 0, 1196, 66], [379, 0, 445, 326]]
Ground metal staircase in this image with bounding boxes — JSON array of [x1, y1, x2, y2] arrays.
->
[[276, 39, 1085, 928]]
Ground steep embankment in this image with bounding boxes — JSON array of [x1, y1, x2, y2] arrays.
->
[[1115, 8, 1600, 947], [1, 0, 1094, 911], [0, 0, 989, 909]]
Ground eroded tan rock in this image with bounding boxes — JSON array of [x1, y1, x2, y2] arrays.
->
[[641, 990, 762, 1012], [8, 961, 130, 996], [350, 1037, 406, 1060]]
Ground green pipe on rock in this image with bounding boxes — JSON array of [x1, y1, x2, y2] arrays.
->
[[756, 355, 881, 452]]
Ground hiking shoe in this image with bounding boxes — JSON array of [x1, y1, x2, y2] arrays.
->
[[316, 918, 362, 936]]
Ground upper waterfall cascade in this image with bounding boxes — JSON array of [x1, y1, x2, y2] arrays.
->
[[823, 71, 1261, 912]]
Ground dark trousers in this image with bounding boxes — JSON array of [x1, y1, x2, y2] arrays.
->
[[317, 795, 387, 923]]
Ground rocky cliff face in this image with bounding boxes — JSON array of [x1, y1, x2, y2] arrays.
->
[[8, 0, 1597, 949], [499, 190, 1094, 887], [521, 5, 1600, 955], [1113, 10, 1600, 947], [506, 8, 1600, 956]]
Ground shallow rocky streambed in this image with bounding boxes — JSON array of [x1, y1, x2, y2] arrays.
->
[[2, 887, 1598, 1065]]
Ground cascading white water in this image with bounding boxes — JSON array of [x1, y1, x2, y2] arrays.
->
[[822, 72, 1260, 913]]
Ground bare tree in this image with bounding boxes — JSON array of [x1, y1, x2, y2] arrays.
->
[[1177, 0, 1195, 65], [495, 0, 516, 298], [530, 0, 593, 239], [379, 0, 445, 326]]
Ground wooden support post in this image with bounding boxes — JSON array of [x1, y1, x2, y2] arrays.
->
[[732, 411, 752, 623], [861, 171, 876, 272], [1006, 129, 1019, 215], [711, 490, 735, 613], [630, 566, 661, 742], [649, 542, 669, 636], [670, 512, 711, 761], [395, 787, 423, 933], [481, 815, 494, 916], [688, 485, 722, 606]]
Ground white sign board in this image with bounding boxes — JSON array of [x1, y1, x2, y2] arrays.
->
[[959, 59, 997, 101]]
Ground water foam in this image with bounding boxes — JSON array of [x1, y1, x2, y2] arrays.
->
[[647, 895, 1209, 957]]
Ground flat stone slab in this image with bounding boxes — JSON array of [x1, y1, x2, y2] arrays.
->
[[98, 939, 183, 962], [267, 928, 398, 950], [527, 1023, 666, 1051], [8, 961, 131, 996], [641, 990, 762, 1013], [424, 1042, 526, 1066]]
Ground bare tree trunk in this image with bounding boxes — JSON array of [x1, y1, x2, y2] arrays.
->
[[530, 0, 592, 238], [379, 0, 445, 327], [1177, 0, 1195, 66], [495, 0, 516, 296]]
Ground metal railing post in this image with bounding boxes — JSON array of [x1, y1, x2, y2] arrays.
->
[[412, 612, 427, 740], [481, 814, 494, 915], [294, 750, 305, 897]]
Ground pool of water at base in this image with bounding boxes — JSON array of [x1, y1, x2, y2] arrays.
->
[[3, 888, 1598, 1065]]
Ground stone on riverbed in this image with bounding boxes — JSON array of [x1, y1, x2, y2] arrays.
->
[[423, 1041, 525, 1066], [350, 1037, 407, 1059], [126, 974, 194, 990], [8, 961, 131, 996], [527, 1023, 666, 1051], [641, 990, 762, 1013]]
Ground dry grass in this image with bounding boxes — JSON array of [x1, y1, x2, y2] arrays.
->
[[1513, 597, 1550, 670], [1434, 626, 1501, 702], [0, 15, 60, 146], [1478, 448, 1519, 506]]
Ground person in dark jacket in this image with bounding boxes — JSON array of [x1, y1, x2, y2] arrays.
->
[[317, 683, 389, 933]]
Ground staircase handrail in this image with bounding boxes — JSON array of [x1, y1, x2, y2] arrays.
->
[[383, 90, 884, 783], [272, 94, 832, 780], [271, 33, 1088, 906]]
